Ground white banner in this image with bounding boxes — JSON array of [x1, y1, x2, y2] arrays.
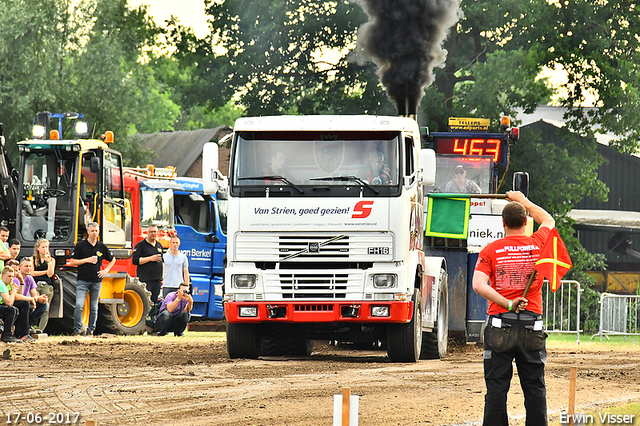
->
[[468, 214, 505, 248], [238, 198, 389, 231]]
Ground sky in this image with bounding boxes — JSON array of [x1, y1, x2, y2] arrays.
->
[[128, 0, 209, 38]]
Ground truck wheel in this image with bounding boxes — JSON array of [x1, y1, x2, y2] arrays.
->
[[421, 268, 449, 359], [44, 271, 83, 335], [261, 336, 314, 356], [227, 323, 260, 359], [387, 290, 422, 362], [96, 277, 151, 335]]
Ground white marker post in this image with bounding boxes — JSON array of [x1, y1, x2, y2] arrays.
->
[[333, 387, 359, 426]]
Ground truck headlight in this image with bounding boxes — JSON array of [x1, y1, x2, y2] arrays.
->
[[239, 306, 258, 317], [233, 274, 256, 289], [371, 306, 390, 317], [373, 274, 397, 289]]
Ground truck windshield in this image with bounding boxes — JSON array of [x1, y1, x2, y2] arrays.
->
[[233, 131, 400, 188], [19, 150, 77, 242], [140, 188, 175, 228], [428, 155, 494, 195]]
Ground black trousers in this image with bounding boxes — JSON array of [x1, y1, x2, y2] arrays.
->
[[155, 310, 190, 336], [0, 304, 18, 338], [142, 280, 162, 304], [483, 316, 548, 426]]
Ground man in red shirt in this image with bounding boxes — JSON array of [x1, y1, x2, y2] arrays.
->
[[472, 191, 555, 426]]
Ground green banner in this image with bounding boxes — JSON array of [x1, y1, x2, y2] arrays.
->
[[425, 194, 471, 239]]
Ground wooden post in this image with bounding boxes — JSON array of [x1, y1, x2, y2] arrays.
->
[[568, 366, 577, 426], [342, 387, 351, 426]]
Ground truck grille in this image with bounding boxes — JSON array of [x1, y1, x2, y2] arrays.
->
[[263, 270, 365, 300], [235, 232, 393, 262]]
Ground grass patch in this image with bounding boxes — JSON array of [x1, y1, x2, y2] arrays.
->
[[546, 333, 640, 351]]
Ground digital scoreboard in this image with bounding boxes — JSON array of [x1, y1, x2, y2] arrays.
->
[[432, 133, 508, 166]]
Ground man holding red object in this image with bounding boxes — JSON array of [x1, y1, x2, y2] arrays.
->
[[472, 190, 568, 426]]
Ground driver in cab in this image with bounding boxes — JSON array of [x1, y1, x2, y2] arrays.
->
[[361, 151, 391, 185]]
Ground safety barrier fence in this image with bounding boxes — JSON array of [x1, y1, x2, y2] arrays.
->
[[592, 293, 640, 340], [542, 280, 582, 344]]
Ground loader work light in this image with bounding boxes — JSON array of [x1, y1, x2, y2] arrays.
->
[[72, 118, 90, 138], [32, 125, 46, 139]]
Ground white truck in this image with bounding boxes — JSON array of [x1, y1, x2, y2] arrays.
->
[[208, 115, 448, 362]]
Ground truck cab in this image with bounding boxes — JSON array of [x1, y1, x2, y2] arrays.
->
[[173, 177, 227, 320]]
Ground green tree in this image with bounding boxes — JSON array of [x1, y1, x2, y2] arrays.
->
[[0, 0, 178, 165], [203, 0, 392, 116]]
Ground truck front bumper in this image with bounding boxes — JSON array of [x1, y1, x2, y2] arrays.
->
[[224, 300, 414, 323]]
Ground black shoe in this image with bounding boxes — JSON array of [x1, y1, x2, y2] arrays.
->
[[2, 335, 23, 344], [72, 331, 82, 336]]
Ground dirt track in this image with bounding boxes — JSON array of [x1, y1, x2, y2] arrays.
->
[[2, 333, 639, 426]]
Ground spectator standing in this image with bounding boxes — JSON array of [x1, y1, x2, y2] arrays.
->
[[155, 282, 192, 336], [0, 266, 30, 342], [472, 191, 554, 425], [0, 226, 11, 270], [14, 257, 49, 332], [132, 224, 164, 303], [162, 235, 189, 298], [69, 222, 115, 336]]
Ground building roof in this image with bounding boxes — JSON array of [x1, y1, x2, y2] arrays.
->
[[515, 105, 616, 145], [136, 127, 230, 176]]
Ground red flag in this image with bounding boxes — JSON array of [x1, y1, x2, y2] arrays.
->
[[535, 228, 572, 292]]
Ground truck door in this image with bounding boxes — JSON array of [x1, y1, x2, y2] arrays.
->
[[174, 191, 224, 319]]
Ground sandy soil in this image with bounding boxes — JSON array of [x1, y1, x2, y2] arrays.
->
[[1, 333, 639, 426]]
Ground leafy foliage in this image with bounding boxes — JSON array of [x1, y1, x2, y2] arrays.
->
[[0, 0, 176, 165]]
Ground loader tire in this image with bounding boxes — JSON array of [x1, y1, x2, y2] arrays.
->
[[96, 277, 151, 335], [44, 271, 84, 335]]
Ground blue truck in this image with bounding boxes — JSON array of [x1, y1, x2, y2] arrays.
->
[[173, 177, 228, 320]]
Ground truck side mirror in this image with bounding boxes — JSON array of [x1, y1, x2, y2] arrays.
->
[[513, 172, 529, 197], [202, 142, 220, 195], [417, 149, 436, 186], [205, 234, 220, 243], [90, 156, 101, 174]]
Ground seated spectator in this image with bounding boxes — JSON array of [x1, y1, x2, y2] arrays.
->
[[8, 239, 21, 261], [155, 282, 193, 337], [14, 257, 49, 333], [0, 267, 25, 343]]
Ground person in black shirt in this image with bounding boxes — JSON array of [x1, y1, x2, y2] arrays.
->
[[132, 224, 164, 303], [69, 222, 115, 336]]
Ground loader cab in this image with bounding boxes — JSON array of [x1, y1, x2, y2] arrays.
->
[[16, 140, 127, 262]]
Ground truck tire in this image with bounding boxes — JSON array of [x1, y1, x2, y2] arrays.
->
[[261, 336, 314, 356], [44, 270, 81, 335], [420, 268, 449, 359], [227, 323, 260, 359], [387, 290, 422, 362], [96, 277, 151, 335]]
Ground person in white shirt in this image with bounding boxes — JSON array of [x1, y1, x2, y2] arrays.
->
[[162, 235, 189, 298]]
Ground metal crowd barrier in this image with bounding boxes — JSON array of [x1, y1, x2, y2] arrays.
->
[[542, 280, 582, 344], [592, 292, 640, 340]]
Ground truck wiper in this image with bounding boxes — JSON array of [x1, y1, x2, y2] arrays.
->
[[239, 175, 304, 194], [310, 175, 379, 194]]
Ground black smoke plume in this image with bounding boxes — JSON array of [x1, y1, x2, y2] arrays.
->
[[352, 0, 461, 115]]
